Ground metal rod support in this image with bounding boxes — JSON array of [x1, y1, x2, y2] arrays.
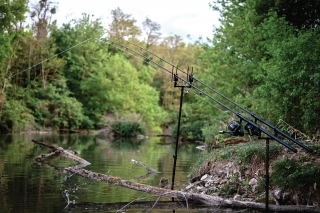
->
[[265, 138, 270, 212], [171, 87, 184, 201], [108, 39, 312, 153]]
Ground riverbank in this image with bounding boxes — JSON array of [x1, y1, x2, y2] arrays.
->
[[186, 140, 320, 207]]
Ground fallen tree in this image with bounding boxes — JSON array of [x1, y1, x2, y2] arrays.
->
[[31, 139, 320, 212]]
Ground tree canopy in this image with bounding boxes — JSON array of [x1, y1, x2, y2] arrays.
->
[[0, 0, 318, 138]]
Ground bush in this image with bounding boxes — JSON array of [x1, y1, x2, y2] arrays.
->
[[171, 120, 205, 141], [111, 120, 146, 137], [219, 183, 238, 196], [271, 158, 320, 192], [0, 100, 35, 133], [24, 81, 87, 130]]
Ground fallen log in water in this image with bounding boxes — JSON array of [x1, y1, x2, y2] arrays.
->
[[31, 139, 320, 212], [31, 139, 90, 166]]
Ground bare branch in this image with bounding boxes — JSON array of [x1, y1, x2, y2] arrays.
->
[[131, 159, 159, 173], [31, 139, 90, 166]]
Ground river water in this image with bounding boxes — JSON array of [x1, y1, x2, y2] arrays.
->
[[0, 134, 263, 213]]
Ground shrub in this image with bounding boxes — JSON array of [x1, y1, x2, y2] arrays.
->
[[219, 183, 238, 196], [271, 158, 320, 192], [0, 100, 35, 133], [202, 124, 221, 145], [171, 120, 205, 141], [111, 120, 146, 137]]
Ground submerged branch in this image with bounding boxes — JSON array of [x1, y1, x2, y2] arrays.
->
[[131, 159, 159, 173], [31, 139, 90, 166], [31, 140, 320, 212], [64, 166, 320, 212]]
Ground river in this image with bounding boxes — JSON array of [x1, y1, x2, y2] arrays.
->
[[0, 134, 264, 213]]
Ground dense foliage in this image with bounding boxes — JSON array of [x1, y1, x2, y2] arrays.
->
[[272, 158, 320, 192], [111, 120, 146, 137], [196, 0, 320, 138], [0, 0, 319, 138]]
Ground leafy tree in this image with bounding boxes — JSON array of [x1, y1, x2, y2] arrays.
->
[[0, 0, 27, 71], [51, 14, 110, 128], [29, 0, 57, 39], [104, 54, 165, 132], [52, 14, 165, 131], [27, 0, 60, 88], [160, 35, 185, 65], [107, 7, 141, 40], [0, 0, 27, 81], [253, 0, 320, 30], [256, 22, 320, 134], [197, 0, 320, 135], [0, 99, 34, 133], [142, 17, 161, 49], [22, 79, 85, 130], [142, 17, 161, 66]]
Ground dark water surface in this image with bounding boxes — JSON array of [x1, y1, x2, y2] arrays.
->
[[0, 134, 263, 213]]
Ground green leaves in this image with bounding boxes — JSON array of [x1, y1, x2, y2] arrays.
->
[[257, 26, 320, 133], [23, 80, 85, 130], [272, 158, 320, 192], [196, 0, 320, 136], [104, 54, 165, 132], [111, 120, 145, 137], [51, 15, 165, 132]]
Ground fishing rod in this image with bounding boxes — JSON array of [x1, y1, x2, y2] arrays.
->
[[110, 38, 314, 212], [111, 38, 313, 153], [107, 39, 299, 153]]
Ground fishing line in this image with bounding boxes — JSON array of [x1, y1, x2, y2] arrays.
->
[[108, 40, 308, 153], [108, 40, 238, 114], [187, 88, 229, 115], [112, 39, 312, 152], [109, 39, 248, 116], [120, 39, 248, 113], [11, 37, 93, 78]]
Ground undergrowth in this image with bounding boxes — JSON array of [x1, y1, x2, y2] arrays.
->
[[271, 158, 320, 192], [110, 120, 146, 137], [189, 139, 320, 204], [213, 141, 283, 164]]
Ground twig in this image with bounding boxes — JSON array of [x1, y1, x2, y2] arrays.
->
[[147, 195, 162, 213], [61, 190, 70, 213], [131, 159, 159, 173], [117, 194, 146, 212]]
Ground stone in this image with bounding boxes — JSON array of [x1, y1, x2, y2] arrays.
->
[[200, 174, 209, 181], [249, 178, 258, 192], [233, 194, 241, 200], [249, 178, 258, 186], [273, 188, 282, 200]]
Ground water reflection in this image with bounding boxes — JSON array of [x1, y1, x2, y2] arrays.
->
[[0, 134, 262, 213], [110, 138, 146, 150], [0, 134, 198, 212]]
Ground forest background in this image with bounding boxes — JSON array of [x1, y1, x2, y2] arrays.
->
[[0, 0, 319, 142]]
